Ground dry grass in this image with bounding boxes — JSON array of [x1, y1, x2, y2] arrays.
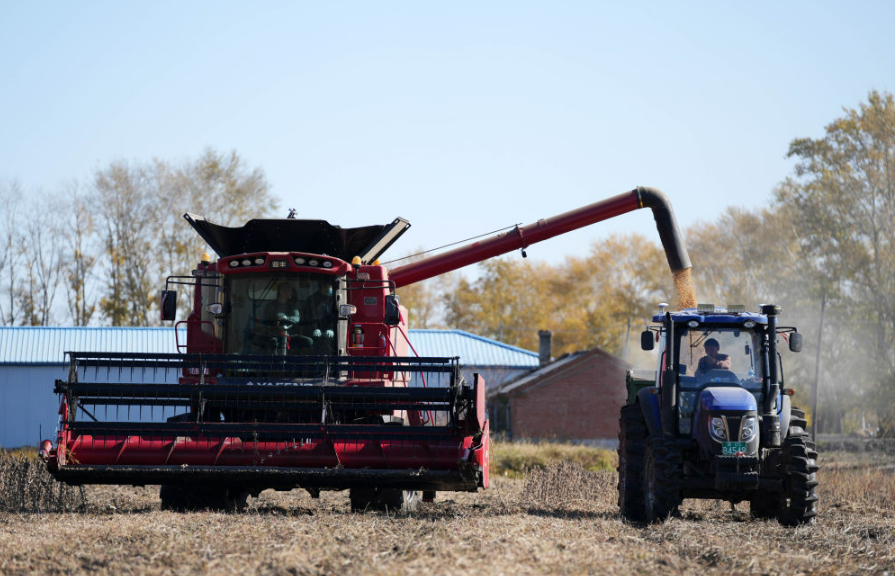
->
[[491, 440, 615, 476], [1, 443, 893, 575]]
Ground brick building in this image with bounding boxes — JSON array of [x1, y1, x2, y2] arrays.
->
[[488, 337, 631, 445]]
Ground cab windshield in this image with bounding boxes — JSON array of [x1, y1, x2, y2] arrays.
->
[[226, 274, 337, 356], [675, 327, 762, 390]]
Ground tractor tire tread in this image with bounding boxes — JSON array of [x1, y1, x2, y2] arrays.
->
[[778, 431, 819, 526], [642, 433, 682, 523]]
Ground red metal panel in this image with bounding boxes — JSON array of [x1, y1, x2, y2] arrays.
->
[[389, 190, 641, 287]]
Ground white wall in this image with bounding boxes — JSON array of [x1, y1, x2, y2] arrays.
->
[[0, 365, 67, 448]]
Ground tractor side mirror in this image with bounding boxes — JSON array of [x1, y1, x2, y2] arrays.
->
[[384, 294, 401, 326], [789, 332, 803, 353], [640, 330, 655, 351], [161, 290, 177, 322]]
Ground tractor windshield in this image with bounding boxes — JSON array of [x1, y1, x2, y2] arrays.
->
[[676, 327, 762, 390], [226, 273, 337, 356]]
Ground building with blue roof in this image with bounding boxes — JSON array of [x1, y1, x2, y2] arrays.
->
[[0, 326, 538, 447]]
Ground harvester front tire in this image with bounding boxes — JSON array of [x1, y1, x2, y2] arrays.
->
[[617, 404, 647, 522], [778, 433, 819, 526], [642, 433, 682, 523], [349, 488, 420, 513], [160, 485, 249, 512]]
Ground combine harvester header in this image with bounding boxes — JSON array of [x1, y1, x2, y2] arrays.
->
[[42, 186, 691, 511]]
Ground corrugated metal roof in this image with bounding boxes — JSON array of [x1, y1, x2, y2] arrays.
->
[[405, 330, 539, 368], [0, 327, 539, 368], [0, 327, 183, 364]]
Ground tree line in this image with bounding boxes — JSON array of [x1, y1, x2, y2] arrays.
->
[[2, 92, 893, 434], [0, 148, 276, 327]]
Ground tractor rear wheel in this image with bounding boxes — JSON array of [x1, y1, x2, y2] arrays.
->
[[617, 404, 647, 521], [641, 433, 682, 522], [777, 432, 819, 526], [349, 488, 420, 513], [790, 407, 809, 433]]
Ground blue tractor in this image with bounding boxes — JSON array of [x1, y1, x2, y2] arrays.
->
[[618, 304, 819, 524]]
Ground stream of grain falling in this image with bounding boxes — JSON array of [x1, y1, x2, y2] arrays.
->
[[673, 268, 697, 310]]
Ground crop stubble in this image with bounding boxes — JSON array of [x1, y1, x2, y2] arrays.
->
[[1, 452, 893, 575]]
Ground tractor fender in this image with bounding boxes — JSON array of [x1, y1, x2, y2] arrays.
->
[[778, 393, 792, 435], [636, 387, 662, 437]]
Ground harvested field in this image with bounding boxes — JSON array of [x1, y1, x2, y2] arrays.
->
[[1, 444, 893, 575]]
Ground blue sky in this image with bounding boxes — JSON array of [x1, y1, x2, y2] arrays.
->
[[2, 1, 893, 266]]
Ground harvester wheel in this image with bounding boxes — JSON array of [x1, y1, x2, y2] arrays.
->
[[617, 404, 647, 521], [160, 485, 249, 512], [778, 432, 819, 526], [349, 488, 420, 513], [641, 433, 682, 522]]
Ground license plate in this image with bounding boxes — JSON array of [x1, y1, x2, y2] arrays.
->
[[722, 442, 747, 455]]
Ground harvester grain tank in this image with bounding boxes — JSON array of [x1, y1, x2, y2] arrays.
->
[[43, 186, 691, 511], [618, 304, 819, 524]]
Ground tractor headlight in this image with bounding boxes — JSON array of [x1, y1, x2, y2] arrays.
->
[[741, 416, 757, 442], [678, 391, 698, 413], [710, 416, 727, 441]]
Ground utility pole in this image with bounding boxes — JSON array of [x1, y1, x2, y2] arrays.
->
[[811, 292, 826, 441]]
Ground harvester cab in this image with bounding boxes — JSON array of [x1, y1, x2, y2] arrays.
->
[[619, 304, 819, 525]]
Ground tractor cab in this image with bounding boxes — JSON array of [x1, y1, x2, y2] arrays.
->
[[641, 304, 802, 444]]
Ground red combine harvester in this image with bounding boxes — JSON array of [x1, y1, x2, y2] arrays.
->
[[42, 186, 691, 511]]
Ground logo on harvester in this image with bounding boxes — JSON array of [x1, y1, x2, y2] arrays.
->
[[245, 380, 313, 387], [217, 377, 314, 387]]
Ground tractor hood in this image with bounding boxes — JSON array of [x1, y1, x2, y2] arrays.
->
[[184, 213, 410, 263], [699, 387, 757, 412]]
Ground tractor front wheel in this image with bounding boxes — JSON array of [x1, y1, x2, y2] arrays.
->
[[777, 432, 819, 526], [642, 433, 682, 522], [750, 492, 783, 519]]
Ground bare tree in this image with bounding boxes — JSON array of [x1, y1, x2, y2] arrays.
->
[[59, 182, 98, 325], [0, 180, 23, 325], [93, 161, 157, 326], [20, 196, 64, 325], [90, 149, 275, 326]]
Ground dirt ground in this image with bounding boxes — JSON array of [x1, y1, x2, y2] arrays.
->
[[1, 450, 893, 576]]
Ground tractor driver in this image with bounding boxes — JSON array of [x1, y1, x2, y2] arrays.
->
[[695, 338, 731, 376]]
